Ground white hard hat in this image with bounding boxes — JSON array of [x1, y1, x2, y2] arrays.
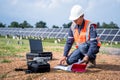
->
[[69, 5, 84, 20]]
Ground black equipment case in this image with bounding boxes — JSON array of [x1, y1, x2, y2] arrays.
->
[[26, 39, 52, 73], [26, 52, 52, 60], [27, 60, 50, 73]]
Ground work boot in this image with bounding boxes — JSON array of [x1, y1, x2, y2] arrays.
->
[[87, 60, 96, 68]]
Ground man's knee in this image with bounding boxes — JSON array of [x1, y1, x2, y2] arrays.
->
[[66, 58, 72, 65], [66, 49, 82, 65], [94, 46, 100, 54], [66, 57, 75, 65]]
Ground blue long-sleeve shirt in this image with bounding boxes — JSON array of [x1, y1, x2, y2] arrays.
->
[[64, 20, 98, 59]]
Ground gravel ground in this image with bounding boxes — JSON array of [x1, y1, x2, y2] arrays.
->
[[100, 47, 120, 55], [0, 47, 120, 80]]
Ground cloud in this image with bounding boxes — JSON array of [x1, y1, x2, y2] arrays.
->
[[7, 0, 68, 9], [0, 0, 120, 27]]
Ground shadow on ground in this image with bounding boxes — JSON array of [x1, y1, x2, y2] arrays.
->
[[96, 64, 120, 71]]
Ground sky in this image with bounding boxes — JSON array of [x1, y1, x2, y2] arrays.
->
[[0, 0, 120, 28]]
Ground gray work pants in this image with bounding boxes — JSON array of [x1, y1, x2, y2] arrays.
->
[[66, 43, 99, 65]]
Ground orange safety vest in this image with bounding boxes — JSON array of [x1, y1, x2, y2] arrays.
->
[[72, 20, 101, 48]]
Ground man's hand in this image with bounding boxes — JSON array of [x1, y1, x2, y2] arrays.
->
[[81, 55, 89, 64], [59, 56, 67, 65]]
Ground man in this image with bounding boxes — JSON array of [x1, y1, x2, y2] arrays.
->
[[60, 5, 101, 67]]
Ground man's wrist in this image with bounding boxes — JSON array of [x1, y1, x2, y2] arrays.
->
[[63, 56, 67, 59], [63, 54, 68, 57], [84, 54, 88, 57]]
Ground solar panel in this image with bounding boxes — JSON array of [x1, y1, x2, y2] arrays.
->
[[100, 35, 107, 41], [96, 29, 104, 34], [113, 36, 120, 42], [41, 33, 49, 38], [56, 33, 66, 38], [30, 32, 36, 37], [64, 33, 68, 38], [22, 32, 30, 37], [110, 30, 119, 34], [35, 32, 42, 37], [48, 33, 58, 38], [0, 28, 120, 43], [61, 29, 69, 33], [0, 31, 6, 36], [103, 30, 111, 34], [52, 28, 61, 32], [118, 31, 120, 35], [46, 28, 53, 32], [37, 28, 48, 33], [105, 36, 114, 41]]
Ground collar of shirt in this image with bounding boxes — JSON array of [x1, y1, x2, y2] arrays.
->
[[75, 19, 85, 33]]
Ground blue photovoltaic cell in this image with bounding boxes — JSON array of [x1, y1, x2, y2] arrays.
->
[[56, 33, 66, 38], [118, 31, 120, 35], [52, 28, 61, 32], [105, 36, 114, 41], [110, 30, 119, 34], [100, 35, 107, 41], [103, 30, 111, 34], [113, 36, 120, 42], [48, 33, 58, 38], [97, 30, 104, 34]]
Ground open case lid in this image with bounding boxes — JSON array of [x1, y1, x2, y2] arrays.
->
[[29, 39, 43, 53]]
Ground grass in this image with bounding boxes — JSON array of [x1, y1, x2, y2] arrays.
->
[[0, 37, 65, 57], [0, 37, 29, 57], [0, 74, 7, 79], [0, 59, 11, 63], [0, 37, 120, 57], [101, 42, 120, 48], [100, 50, 109, 54]]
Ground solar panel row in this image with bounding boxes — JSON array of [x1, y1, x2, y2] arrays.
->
[[0, 28, 69, 39], [0, 28, 120, 42], [97, 29, 120, 42]]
